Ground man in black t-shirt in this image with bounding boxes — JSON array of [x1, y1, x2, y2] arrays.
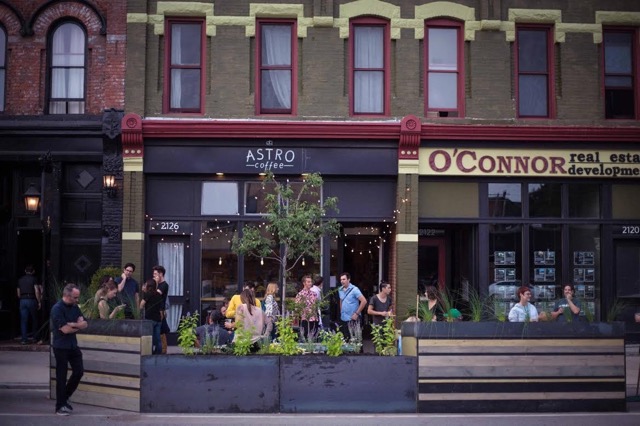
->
[[152, 265, 170, 354], [367, 282, 393, 325]]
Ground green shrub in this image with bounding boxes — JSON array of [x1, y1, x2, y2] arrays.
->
[[177, 312, 199, 355], [371, 317, 397, 356]]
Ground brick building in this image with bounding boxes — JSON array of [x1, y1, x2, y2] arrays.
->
[[0, 0, 126, 339], [120, 0, 640, 332]]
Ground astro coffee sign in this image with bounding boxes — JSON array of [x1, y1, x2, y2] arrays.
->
[[245, 148, 298, 172]]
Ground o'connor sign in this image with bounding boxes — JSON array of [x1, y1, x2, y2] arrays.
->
[[420, 148, 640, 178]]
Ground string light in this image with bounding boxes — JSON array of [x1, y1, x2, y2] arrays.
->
[[218, 257, 222, 265]]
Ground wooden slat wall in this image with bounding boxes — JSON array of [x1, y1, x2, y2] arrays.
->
[[49, 334, 151, 412], [417, 337, 626, 413]]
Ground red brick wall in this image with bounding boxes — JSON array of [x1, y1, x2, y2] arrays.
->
[[0, 0, 126, 115]]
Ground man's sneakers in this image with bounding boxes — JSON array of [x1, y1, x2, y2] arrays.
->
[[55, 402, 73, 415], [55, 406, 71, 416]]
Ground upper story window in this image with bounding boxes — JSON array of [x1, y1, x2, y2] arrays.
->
[[0, 25, 6, 112], [257, 20, 296, 115], [164, 19, 204, 113], [425, 20, 464, 118], [603, 28, 637, 119], [516, 26, 554, 118], [48, 21, 86, 114], [350, 18, 389, 115]]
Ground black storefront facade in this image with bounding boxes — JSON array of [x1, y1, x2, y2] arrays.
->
[[415, 136, 640, 323], [0, 112, 124, 340], [140, 130, 399, 331]]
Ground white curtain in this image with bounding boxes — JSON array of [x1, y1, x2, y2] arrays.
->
[[262, 25, 291, 109], [157, 242, 184, 332], [354, 26, 383, 113], [51, 23, 85, 113], [170, 25, 183, 109]]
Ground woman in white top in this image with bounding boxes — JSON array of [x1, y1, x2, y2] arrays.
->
[[508, 286, 538, 322]]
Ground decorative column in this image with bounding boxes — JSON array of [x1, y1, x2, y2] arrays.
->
[[120, 113, 145, 282], [102, 108, 124, 267], [395, 115, 421, 321]]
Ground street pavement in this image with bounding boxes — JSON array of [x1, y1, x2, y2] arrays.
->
[[1, 344, 640, 426]]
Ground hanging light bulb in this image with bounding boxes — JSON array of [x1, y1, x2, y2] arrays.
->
[[260, 257, 264, 265], [302, 257, 306, 266], [218, 256, 222, 266]]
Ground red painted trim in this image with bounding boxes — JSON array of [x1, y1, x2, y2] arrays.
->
[[163, 18, 206, 115], [424, 19, 465, 118], [349, 17, 390, 117], [255, 19, 297, 116], [515, 24, 555, 119], [135, 116, 640, 142]]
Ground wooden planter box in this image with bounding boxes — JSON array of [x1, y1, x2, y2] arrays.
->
[[140, 355, 280, 413], [401, 321, 626, 413], [279, 355, 417, 413], [141, 354, 417, 413], [49, 319, 153, 412]]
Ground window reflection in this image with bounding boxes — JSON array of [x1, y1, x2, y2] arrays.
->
[[488, 183, 521, 217], [201, 221, 237, 301], [528, 183, 561, 217], [245, 181, 321, 215], [568, 184, 600, 218]]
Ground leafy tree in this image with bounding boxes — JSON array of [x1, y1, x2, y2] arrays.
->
[[232, 172, 339, 315]]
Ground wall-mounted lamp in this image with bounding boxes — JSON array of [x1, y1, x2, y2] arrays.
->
[[103, 174, 117, 198], [23, 183, 41, 213]]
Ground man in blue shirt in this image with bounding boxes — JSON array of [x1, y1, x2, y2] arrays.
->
[[115, 263, 140, 319], [338, 272, 367, 342], [50, 283, 87, 416]]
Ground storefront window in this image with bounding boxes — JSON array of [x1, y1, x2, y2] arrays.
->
[[570, 225, 600, 319], [488, 224, 522, 318], [200, 221, 237, 316], [529, 224, 561, 314], [245, 180, 321, 215], [528, 183, 561, 217], [568, 183, 600, 218], [202, 182, 238, 215], [488, 183, 521, 217]]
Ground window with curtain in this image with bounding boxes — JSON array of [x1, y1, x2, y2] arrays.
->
[[603, 29, 636, 119], [0, 25, 6, 112], [258, 21, 294, 114], [48, 22, 85, 114], [426, 20, 463, 117], [516, 26, 552, 118], [166, 20, 203, 113], [351, 20, 387, 115], [157, 242, 185, 332]]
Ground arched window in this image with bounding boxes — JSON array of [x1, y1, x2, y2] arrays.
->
[[0, 25, 6, 112], [48, 21, 86, 114]]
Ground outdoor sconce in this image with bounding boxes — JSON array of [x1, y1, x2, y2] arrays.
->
[[103, 175, 117, 198], [23, 184, 41, 213]]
